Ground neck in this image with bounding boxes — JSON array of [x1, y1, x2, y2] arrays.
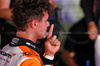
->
[[16, 30, 37, 43]]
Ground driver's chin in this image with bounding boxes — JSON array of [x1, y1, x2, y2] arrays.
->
[[38, 34, 46, 39], [42, 34, 46, 38]]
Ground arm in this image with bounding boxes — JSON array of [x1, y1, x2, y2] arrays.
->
[[0, 0, 12, 20], [81, 0, 94, 24], [62, 50, 78, 66], [81, 0, 98, 40]]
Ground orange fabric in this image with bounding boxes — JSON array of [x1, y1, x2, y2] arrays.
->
[[51, 64, 53, 66], [18, 46, 43, 66], [20, 58, 41, 66]]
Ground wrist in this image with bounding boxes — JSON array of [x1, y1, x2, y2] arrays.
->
[[43, 53, 54, 60], [44, 52, 55, 57]]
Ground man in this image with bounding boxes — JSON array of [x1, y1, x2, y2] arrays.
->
[[62, 0, 98, 66], [0, 0, 61, 66], [81, 0, 99, 66], [81, 0, 98, 41]]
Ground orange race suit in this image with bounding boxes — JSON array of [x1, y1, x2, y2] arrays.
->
[[0, 36, 53, 66]]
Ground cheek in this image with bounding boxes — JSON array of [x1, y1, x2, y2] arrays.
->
[[41, 26, 46, 32], [38, 25, 45, 32], [37, 22, 47, 32]]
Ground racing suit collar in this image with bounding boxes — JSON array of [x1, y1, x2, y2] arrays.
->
[[9, 36, 42, 53]]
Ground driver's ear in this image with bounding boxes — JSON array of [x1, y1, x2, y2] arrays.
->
[[30, 20, 38, 29]]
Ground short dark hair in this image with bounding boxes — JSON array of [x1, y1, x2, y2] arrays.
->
[[12, 0, 53, 31]]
